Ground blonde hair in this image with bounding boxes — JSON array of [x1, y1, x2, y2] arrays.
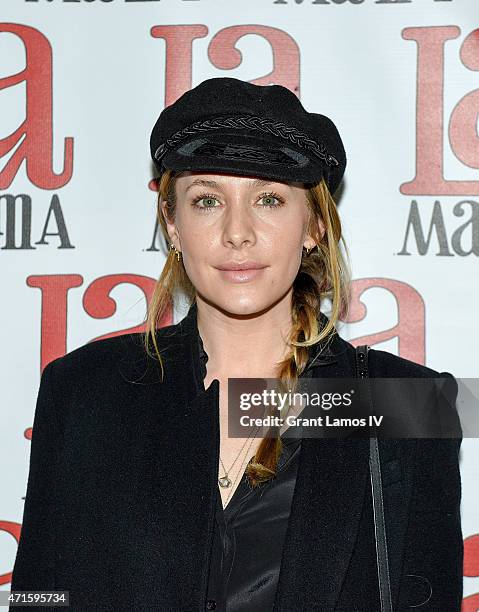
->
[[143, 169, 352, 487]]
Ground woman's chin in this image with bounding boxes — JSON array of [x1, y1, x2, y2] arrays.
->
[[200, 294, 288, 319]]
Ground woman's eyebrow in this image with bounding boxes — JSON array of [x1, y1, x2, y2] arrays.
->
[[185, 178, 278, 192]]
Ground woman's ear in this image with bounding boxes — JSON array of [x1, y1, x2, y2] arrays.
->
[[160, 200, 180, 245], [304, 217, 326, 249], [318, 217, 326, 240]]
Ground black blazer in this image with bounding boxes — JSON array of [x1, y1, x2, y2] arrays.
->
[[10, 302, 463, 611]]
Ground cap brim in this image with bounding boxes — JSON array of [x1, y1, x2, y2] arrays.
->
[[157, 132, 325, 184]]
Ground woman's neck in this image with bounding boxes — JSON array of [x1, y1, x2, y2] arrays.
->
[[196, 297, 293, 379]]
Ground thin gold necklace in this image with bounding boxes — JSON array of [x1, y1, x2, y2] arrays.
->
[[223, 433, 258, 508], [218, 424, 258, 488]]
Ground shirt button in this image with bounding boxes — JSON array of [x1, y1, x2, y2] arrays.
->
[[206, 600, 217, 610]]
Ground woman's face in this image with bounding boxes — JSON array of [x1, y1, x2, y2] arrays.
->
[[163, 171, 324, 316]]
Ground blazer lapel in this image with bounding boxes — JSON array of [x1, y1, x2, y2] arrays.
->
[[273, 334, 371, 612], [118, 304, 221, 610]]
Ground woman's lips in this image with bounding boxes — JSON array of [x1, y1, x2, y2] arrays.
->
[[216, 267, 267, 283]]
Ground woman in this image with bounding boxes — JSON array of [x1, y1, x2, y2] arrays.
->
[[10, 77, 463, 611]]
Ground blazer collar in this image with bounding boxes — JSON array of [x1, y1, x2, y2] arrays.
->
[[178, 300, 351, 393]]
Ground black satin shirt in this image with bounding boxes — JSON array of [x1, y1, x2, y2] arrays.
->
[[197, 334, 304, 612]]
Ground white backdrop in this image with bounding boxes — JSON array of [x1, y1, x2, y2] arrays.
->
[[1, 0, 478, 606]]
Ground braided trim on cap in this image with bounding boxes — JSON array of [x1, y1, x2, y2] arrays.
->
[[154, 114, 339, 168]]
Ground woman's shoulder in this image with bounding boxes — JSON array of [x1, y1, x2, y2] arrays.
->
[[366, 345, 455, 381], [364, 345, 461, 439], [329, 321, 455, 381], [45, 322, 182, 387], [47, 332, 144, 373]]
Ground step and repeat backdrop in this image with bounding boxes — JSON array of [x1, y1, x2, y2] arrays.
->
[[1, 0, 478, 606]]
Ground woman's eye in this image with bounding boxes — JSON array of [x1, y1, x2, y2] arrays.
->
[[193, 196, 219, 211], [260, 194, 281, 207], [260, 193, 285, 208]]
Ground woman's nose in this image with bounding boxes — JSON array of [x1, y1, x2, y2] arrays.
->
[[220, 201, 256, 247]]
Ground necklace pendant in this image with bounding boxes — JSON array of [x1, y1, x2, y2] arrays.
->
[[218, 475, 232, 488]]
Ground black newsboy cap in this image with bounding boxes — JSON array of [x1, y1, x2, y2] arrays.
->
[[150, 77, 346, 195]]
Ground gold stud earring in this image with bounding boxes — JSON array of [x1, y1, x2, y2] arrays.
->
[[169, 243, 181, 262], [305, 244, 318, 256]]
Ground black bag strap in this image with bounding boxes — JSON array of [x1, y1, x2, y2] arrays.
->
[[355, 345, 393, 612]]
